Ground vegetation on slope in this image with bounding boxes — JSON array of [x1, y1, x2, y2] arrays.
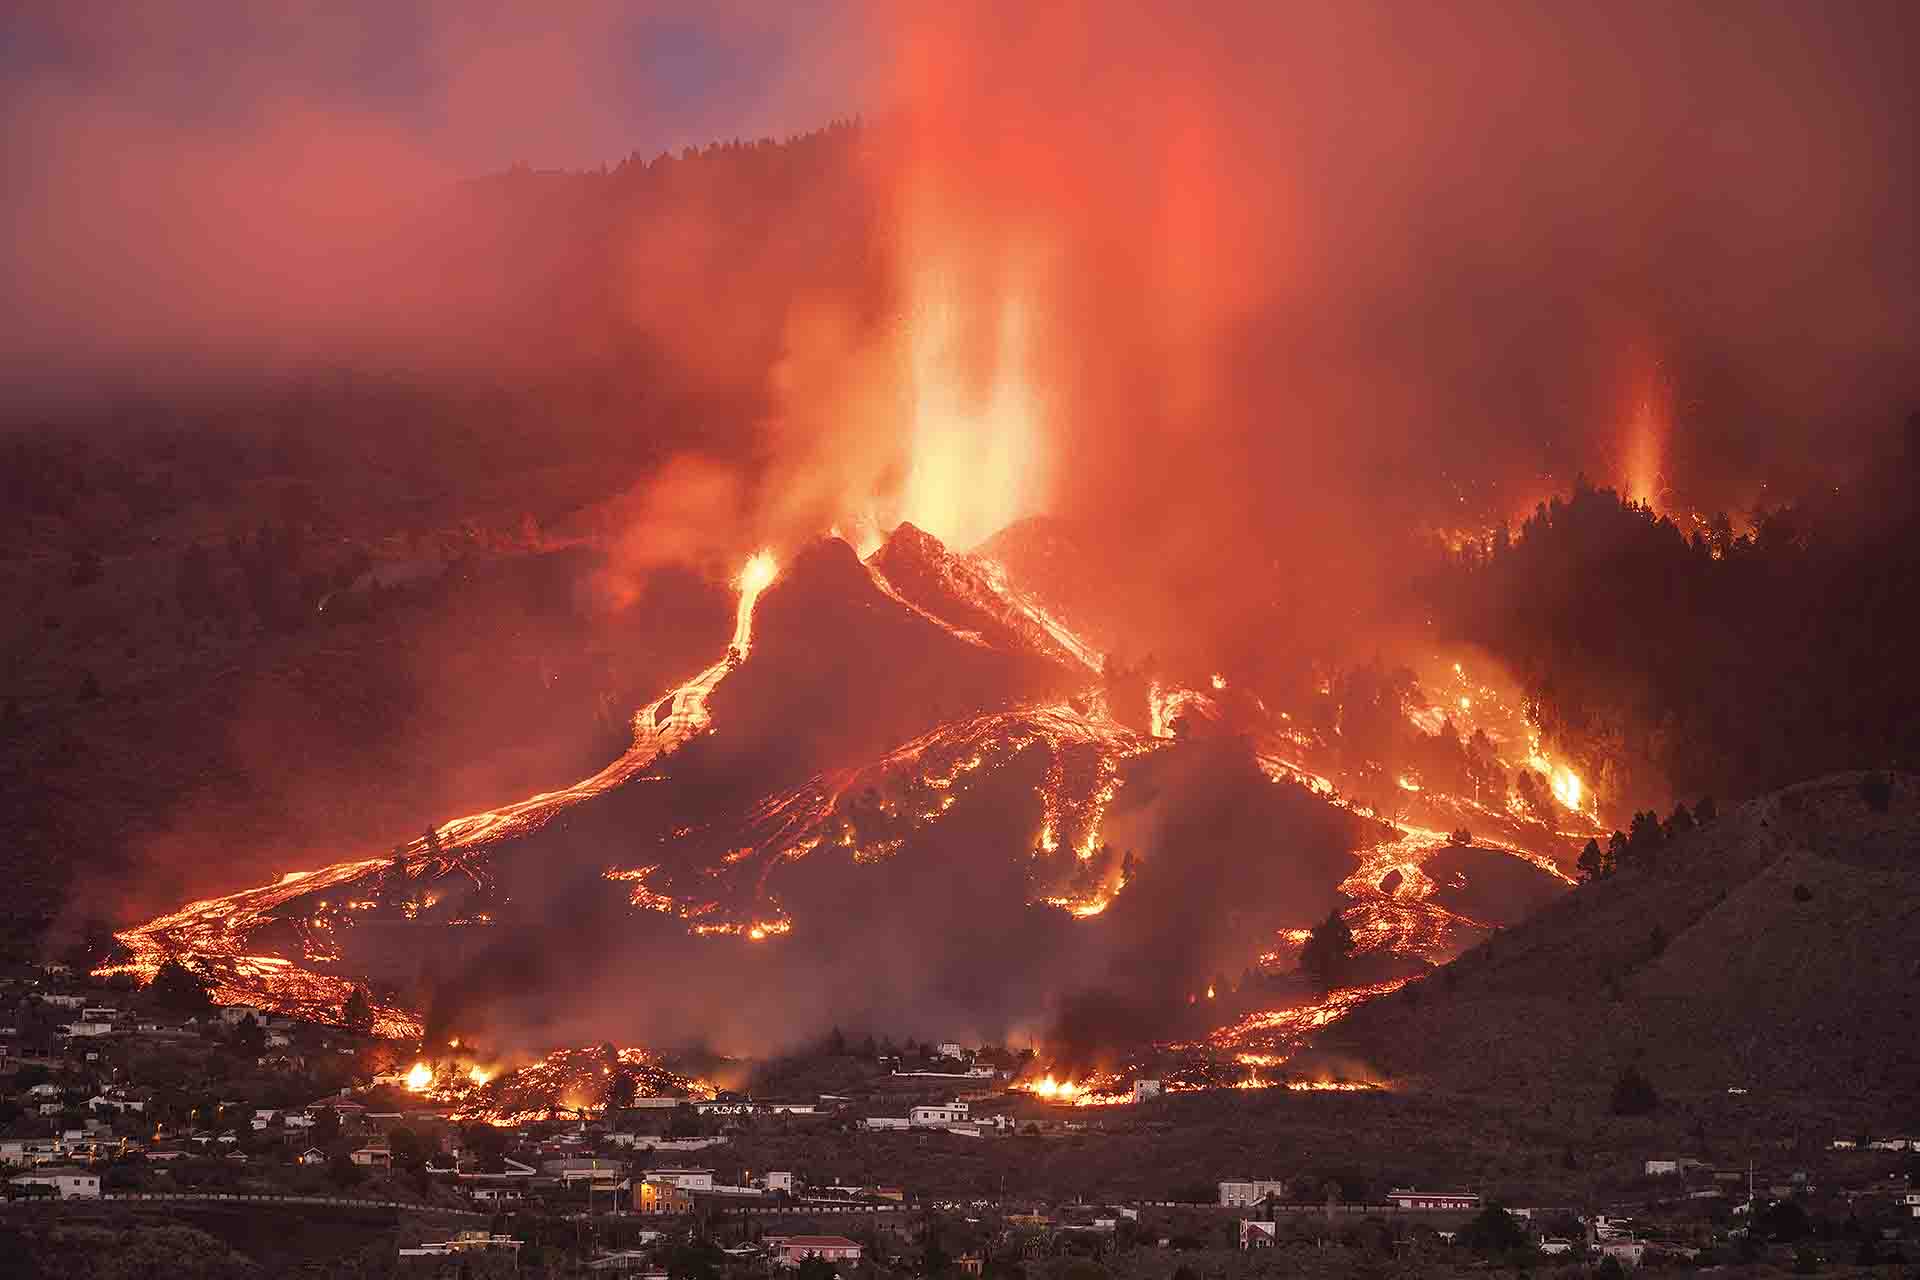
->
[[1310, 772, 1920, 1120]]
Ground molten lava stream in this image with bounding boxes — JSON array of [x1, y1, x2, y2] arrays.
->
[[107, 554, 782, 1029], [1203, 976, 1414, 1066]]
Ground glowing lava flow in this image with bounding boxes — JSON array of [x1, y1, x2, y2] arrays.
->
[[1148, 681, 1220, 739], [607, 699, 1154, 928], [1205, 977, 1415, 1067], [106, 555, 782, 1030], [731, 552, 779, 656]]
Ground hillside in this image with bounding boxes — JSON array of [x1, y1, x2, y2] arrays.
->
[[1308, 772, 1920, 1122]]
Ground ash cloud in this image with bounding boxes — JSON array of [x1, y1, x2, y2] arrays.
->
[[856, 0, 1919, 654]]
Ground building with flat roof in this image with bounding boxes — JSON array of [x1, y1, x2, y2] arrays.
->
[[773, 1237, 864, 1269], [8, 1166, 100, 1199], [1219, 1179, 1287, 1207], [1387, 1189, 1481, 1211]]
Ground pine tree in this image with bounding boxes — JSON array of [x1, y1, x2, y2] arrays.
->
[[1300, 909, 1356, 987], [1578, 838, 1607, 882]]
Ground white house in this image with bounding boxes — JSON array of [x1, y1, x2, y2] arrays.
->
[[1644, 1158, 1680, 1176], [1219, 1180, 1288, 1207], [1540, 1239, 1575, 1255], [9, 1166, 101, 1198], [1238, 1221, 1277, 1249], [935, 1043, 966, 1060], [862, 1117, 910, 1131], [910, 1102, 969, 1128], [642, 1167, 713, 1190], [773, 1237, 863, 1268], [1132, 1079, 1164, 1102], [545, 1158, 627, 1186], [767, 1171, 796, 1193], [298, 1148, 327, 1166], [447, 1156, 536, 1183], [1387, 1189, 1481, 1211]]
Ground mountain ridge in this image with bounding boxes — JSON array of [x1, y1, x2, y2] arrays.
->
[[1305, 771, 1920, 1121]]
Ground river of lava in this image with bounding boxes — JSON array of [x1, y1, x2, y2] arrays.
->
[[102, 556, 782, 1027]]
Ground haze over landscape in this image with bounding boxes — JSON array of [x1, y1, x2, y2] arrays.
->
[[1, 3, 1917, 1274]]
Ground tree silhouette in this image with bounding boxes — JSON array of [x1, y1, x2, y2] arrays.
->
[[1461, 1204, 1529, 1254], [149, 960, 213, 1015], [342, 986, 374, 1035], [1577, 838, 1610, 883], [327, 1150, 364, 1189], [1300, 909, 1355, 987], [232, 1012, 266, 1056], [1610, 1064, 1659, 1115]]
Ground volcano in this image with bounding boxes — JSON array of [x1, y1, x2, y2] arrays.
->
[[110, 521, 1578, 1062]]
